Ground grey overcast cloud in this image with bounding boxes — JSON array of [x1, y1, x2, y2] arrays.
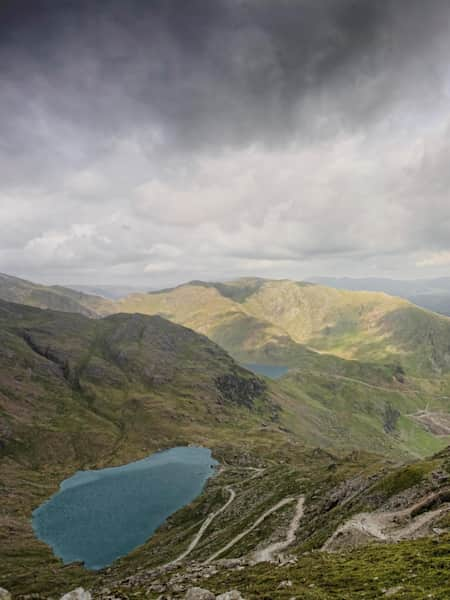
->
[[2, 0, 450, 286]]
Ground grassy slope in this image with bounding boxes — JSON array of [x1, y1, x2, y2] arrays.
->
[[276, 370, 450, 459], [99, 447, 450, 599], [114, 279, 450, 459], [0, 300, 287, 595], [197, 451, 450, 600], [1, 287, 450, 596], [0, 272, 113, 317], [5, 273, 450, 377], [3, 275, 450, 458], [114, 278, 450, 376]]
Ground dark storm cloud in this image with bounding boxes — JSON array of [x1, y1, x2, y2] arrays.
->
[[2, 0, 447, 164], [2, 0, 450, 284]]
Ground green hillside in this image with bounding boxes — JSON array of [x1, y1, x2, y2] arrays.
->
[[111, 278, 450, 462], [4, 274, 450, 377], [1, 299, 450, 597], [0, 272, 113, 317], [0, 300, 286, 594], [115, 277, 450, 377], [3, 274, 450, 461]]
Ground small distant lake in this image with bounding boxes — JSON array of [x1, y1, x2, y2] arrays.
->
[[32, 447, 217, 570], [243, 363, 290, 379]]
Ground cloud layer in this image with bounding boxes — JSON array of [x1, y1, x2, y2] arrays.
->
[[1, 0, 450, 285]]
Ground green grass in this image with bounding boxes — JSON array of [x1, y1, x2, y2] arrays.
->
[[197, 534, 450, 599]]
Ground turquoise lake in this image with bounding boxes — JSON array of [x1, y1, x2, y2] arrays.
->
[[32, 446, 217, 570], [243, 363, 290, 379]]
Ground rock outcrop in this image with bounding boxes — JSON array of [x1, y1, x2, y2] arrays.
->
[[60, 588, 92, 600], [184, 589, 215, 600], [184, 590, 244, 600]]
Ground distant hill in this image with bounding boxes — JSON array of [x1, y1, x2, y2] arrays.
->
[[2, 297, 450, 595], [312, 276, 450, 317], [3, 274, 450, 461], [0, 272, 113, 316], [0, 299, 288, 592], [67, 283, 151, 300], [115, 277, 450, 377], [4, 273, 450, 376]]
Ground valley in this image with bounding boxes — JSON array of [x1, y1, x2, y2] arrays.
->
[[1, 275, 450, 598]]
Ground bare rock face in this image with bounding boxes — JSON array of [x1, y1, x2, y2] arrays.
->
[[0, 588, 12, 600], [60, 588, 92, 600], [184, 588, 216, 600], [184, 590, 245, 600], [215, 373, 266, 408]]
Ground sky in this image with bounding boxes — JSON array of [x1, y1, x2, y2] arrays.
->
[[2, 0, 450, 287]]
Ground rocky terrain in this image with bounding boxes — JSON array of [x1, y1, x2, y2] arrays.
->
[[1, 277, 450, 598], [2, 445, 446, 598]]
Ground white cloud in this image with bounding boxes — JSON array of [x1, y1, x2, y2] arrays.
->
[[417, 251, 450, 267], [144, 261, 177, 273]]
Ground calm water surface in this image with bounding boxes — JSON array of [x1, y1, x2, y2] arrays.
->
[[32, 446, 217, 570], [243, 363, 290, 379]]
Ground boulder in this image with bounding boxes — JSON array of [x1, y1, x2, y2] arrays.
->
[[216, 592, 245, 600], [0, 588, 11, 600], [60, 588, 92, 600], [185, 588, 215, 600]]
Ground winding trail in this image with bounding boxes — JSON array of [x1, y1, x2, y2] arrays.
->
[[167, 467, 264, 566], [168, 486, 236, 566], [204, 496, 296, 564], [322, 490, 450, 552], [252, 495, 305, 563]]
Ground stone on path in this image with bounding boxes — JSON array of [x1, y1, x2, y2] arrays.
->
[[185, 587, 216, 600], [60, 588, 92, 600]]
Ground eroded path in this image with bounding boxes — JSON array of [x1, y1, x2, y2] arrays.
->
[[168, 467, 264, 566], [169, 486, 236, 566], [322, 488, 450, 552], [252, 495, 305, 563], [204, 496, 296, 564]]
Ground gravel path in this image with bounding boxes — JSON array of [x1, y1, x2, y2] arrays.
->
[[169, 486, 236, 565], [252, 496, 305, 563], [204, 497, 296, 564]]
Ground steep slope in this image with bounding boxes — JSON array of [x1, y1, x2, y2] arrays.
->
[[0, 300, 284, 595], [116, 277, 450, 376], [0, 272, 113, 317], [1, 302, 450, 597], [16, 440, 450, 599], [113, 279, 450, 459], [313, 275, 450, 318], [5, 273, 450, 377], [114, 281, 317, 367]]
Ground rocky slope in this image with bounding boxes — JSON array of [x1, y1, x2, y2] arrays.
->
[[2, 274, 450, 458], [6, 274, 450, 376], [113, 277, 450, 377], [1, 297, 450, 598], [15, 445, 446, 599], [0, 300, 286, 596]]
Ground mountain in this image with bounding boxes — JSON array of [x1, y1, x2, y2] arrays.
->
[[3, 274, 450, 460], [115, 277, 450, 376], [4, 273, 450, 377], [94, 444, 450, 599], [0, 272, 114, 317], [0, 299, 286, 595], [67, 284, 150, 300], [111, 278, 450, 460], [1, 296, 450, 597], [312, 276, 450, 318]]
